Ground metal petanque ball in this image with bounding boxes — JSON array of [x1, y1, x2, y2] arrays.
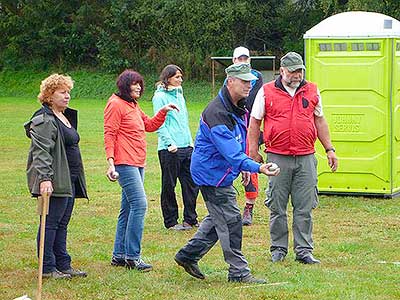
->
[[112, 171, 120, 179], [268, 163, 279, 172]]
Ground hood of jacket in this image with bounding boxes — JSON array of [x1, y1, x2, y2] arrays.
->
[[24, 104, 78, 138], [155, 84, 183, 96]]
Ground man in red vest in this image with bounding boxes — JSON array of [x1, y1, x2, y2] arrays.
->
[[248, 52, 338, 264]]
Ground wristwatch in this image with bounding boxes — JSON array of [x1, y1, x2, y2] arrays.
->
[[325, 147, 335, 153]]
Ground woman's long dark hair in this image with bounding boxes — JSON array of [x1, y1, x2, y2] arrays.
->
[[116, 69, 144, 102], [158, 65, 183, 90]]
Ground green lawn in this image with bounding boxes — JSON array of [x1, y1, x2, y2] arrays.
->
[[0, 96, 399, 300]]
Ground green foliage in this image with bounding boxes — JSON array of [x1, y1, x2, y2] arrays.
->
[[0, 0, 107, 70], [0, 0, 288, 77], [97, 0, 272, 78], [1, 0, 400, 78], [318, 0, 400, 19], [278, 0, 325, 54]]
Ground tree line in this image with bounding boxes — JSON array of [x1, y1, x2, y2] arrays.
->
[[1, 0, 400, 79]]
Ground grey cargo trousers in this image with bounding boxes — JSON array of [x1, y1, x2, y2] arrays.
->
[[265, 153, 319, 258], [176, 185, 251, 278]]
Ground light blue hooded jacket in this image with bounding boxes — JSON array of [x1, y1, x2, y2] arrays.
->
[[152, 85, 193, 151]]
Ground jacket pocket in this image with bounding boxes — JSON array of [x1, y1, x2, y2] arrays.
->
[[216, 167, 232, 187]]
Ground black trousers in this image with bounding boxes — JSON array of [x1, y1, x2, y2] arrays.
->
[[37, 176, 76, 273], [158, 147, 199, 228]]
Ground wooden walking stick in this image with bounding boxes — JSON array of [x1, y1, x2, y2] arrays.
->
[[37, 192, 49, 300]]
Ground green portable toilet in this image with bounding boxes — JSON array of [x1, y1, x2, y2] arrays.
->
[[303, 11, 400, 198]]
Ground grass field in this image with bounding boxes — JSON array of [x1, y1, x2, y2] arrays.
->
[[0, 95, 399, 300]]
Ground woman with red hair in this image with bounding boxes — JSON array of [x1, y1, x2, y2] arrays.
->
[[104, 69, 177, 271], [25, 74, 88, 279]]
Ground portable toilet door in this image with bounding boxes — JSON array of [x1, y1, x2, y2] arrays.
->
[[303, 11, 400, 197]]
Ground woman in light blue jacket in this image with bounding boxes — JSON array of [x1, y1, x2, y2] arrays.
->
[[152, 65, 199, 230]]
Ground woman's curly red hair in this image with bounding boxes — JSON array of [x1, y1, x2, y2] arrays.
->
[[38, 74, 74, 105]]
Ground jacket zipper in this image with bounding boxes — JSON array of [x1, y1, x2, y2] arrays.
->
[[216, 167, 232, 187]]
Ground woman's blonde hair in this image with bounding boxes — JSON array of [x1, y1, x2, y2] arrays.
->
[[38, 74, 74, 105]]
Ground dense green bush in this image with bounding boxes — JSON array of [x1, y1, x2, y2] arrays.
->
[[1, 0, 400, 79]]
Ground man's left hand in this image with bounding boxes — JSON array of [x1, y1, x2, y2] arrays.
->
[[327, 151, 338, 172], [241, 171, 251, 186]]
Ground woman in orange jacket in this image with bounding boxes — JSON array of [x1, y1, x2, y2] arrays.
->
[[104, 69, 177, 271]]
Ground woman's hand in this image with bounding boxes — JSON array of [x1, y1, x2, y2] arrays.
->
[[106, 158, 118, 182], [162, 103, 179, 113], [40, 180, 53, 196], [167, 145, 178, 153], [106, 165, 118, 182]]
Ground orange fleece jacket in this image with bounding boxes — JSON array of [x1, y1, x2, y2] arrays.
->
[[104, 94, 167, 167]]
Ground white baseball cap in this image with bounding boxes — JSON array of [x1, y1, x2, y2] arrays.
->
[[233, 46, 250, 58]]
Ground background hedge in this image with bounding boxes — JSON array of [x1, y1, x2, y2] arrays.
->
[[1, 0, 400, 79]]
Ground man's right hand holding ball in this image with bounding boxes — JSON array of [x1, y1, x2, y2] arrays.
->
[[259, 162, 280, 176]]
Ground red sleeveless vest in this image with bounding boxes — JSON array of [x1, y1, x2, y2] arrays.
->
[[262, 80, 319, 155]]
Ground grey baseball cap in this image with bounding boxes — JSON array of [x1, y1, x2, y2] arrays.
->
[[280, 52, 306, 72], [225, 63, 257, 81]]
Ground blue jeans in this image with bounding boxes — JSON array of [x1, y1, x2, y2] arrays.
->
[[37, 177, 76, 273], [113, 165, 147, 260]]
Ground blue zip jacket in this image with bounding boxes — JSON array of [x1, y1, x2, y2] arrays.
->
[[152, 85, 193, 150], [190, 86, 261, 187]]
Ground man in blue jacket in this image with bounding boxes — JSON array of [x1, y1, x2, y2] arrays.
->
[[174, 63, 280, 284], [231, 46, 264, 226]]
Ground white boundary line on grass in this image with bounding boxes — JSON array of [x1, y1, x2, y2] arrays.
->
[[377, 261, 400, 265]]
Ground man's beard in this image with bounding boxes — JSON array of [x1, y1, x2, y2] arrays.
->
[[286, 80, 301, 89]]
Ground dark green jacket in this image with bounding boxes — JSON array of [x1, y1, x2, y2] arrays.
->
[[25, 104, 88, 199]]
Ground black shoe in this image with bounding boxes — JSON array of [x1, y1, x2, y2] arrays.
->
[[60, 268, 87, 277], [228, 274, 267, 284], [42, 270, 72, 279], [174, 255, 205, 279], [295, 254, 321, 264], [111, 256, 126, 267], [125, 258, 153, 272], [271, 252, 285, 263]]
